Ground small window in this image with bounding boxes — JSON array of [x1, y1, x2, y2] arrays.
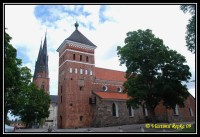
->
[[112, 103, 116, 116], [117, 87, 122, 92], [41, 85, 45, 89], [80, 116, 83, 121], [75, 68, 78, 74], [69, 68, 72, 73], [173, 104, 179, 115], [80, 86, 83, 91], [80, 55, 82, 61], [61, 96, 62, 103], [128, 106, 134, 117], [86, 56, 89, 62], [90, 70, 93, 75], [80, 69, 83, 74], [112, 103, 119, 117], [102, 85, 108, 92], [85, 70, 88, 75], [73, 54, 76, 60], [189, 107, 193, 116], [143, 104, 148, 116]]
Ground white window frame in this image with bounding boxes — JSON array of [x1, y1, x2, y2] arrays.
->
[[90, 70, 93, 75], [75, 68, 78, 74], [69, 68, 72, 73], [85, 69, 88, 75], [80, 69, 83, 74]]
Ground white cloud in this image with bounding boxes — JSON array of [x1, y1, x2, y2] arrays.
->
[[5, 4, 196, 97]]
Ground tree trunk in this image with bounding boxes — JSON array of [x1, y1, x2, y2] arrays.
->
[[147, 106, 156, 124]]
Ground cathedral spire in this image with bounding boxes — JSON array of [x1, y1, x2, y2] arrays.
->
[[42, 31, 48, 73]]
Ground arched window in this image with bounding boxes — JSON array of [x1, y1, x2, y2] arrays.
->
[[112, 103, 119, 117]]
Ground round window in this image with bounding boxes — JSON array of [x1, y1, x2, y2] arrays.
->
[[102, 85, 108, 92], [117, 87, 122, 92]]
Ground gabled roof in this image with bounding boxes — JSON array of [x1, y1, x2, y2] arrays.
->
[[93, 91, 129, 100], [66, 22, 96, 47], [50, 95, 58, 103], [95, 67, 126, 82]]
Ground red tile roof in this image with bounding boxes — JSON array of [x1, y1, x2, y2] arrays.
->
[[95, 67, 126, 82], [94, 91, 129, 100]]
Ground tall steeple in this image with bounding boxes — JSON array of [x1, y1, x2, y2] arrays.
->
[[42, 31, 49, 73], [33, 32, 49, 78], [33, 32, 50, 94]]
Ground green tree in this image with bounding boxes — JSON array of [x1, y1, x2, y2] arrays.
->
[[13, 83, 50, 128], [4, 30, 24, 120], [4, 30, 50, 127], [117, 29, 191, 122], [180, 5, 196, 54]]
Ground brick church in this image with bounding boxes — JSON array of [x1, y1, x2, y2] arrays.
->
[[34, 22, 195, 129]]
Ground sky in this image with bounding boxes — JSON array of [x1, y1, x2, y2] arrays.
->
[[4, 4, 196, 98]]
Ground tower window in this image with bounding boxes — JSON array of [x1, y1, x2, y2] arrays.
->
[[75, 68, 78, 74], [90, 70, 93, 75], [61, 96, 62, 104], [86, 56, 89, 62], [80, 55, 82, 61], [73, 54, 76, 60], [80, 116, 83, 121], [80, 69, 83, 74], [80, 86, 83, 91], [41, 85, 45, 90], [69, 68, 72, 73]]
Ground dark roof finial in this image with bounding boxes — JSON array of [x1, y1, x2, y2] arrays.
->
[[75, 21, 79, 30]]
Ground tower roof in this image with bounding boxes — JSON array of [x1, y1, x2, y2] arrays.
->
[[66, 22, 96, 47]]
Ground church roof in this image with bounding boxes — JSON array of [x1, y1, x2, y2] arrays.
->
[[95, 67, 126, 82], [66, 22, 96, 47], [94, 91, 129, 100]]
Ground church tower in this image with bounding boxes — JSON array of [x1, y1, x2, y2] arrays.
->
[[57, 22, 97, 128], [33, 32, 50, 95]]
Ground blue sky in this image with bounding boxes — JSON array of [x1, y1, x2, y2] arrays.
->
[[5, 4, 196, 100]]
